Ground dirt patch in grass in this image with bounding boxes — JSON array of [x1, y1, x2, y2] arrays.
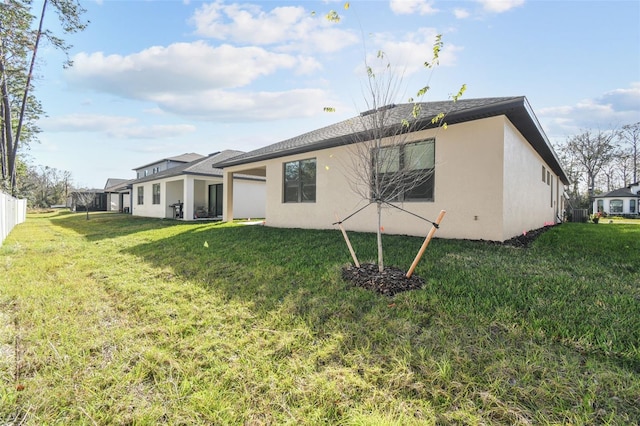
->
[[343, 226, 555, 295]]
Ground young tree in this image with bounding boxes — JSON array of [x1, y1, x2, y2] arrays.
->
[[0, 0, 87, 195], [324, 3, 465, 272], [72, 189, 97, 220]]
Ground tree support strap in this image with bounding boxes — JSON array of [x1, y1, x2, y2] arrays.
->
[[379, 199, 439, 228], [332, 200, 440, 228], [331, 202, 372, 225]]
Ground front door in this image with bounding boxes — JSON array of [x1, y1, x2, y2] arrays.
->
[[209, 184, 223, 217]]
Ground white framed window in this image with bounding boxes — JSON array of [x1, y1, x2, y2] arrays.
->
[[372, 139, 435, 202], [152, 184, 160, 204], [610, 199, 623, 214], [137, 187, 144, 205], [283, 158, 316, 203]]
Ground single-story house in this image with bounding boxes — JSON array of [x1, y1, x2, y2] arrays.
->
[[104, 178, 133, 213], [217, 96, 570, 242], [131, 150, 266, 221], [593, 182, 639, 216]]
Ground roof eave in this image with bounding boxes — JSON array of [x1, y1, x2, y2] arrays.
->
[[218, 97, 571, 186]]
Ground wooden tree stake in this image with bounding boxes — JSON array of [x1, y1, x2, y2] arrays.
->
[[335, 213, 360, 267], [406, 210, 446, 278]]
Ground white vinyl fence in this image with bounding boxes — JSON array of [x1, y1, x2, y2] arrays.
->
[[1, 190, 27, 247]]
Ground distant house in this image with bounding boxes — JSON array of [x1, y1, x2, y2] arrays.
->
[[217, 97, 570, 242], [134, 152, 206, 179], [104, 178, 132, 213], [593, 182, 640, 216], [130, 150, 266, 220]]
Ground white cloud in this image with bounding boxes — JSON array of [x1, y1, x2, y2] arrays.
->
[[63, 39, 341, 123], [148, 88, 341, 121], [454, 8, 470, 19], [67, 41, 317, 99], [107, 124, 197, 139], [538, 83, 640, 139], [389, 0, 438, 15], [39, 113, 197, 140], [40, 114, 138, 132], [366, 28, 462, 77], [190, 1, 358, 53], [477, 0, 525, 13]]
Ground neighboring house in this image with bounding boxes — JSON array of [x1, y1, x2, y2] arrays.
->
[[131, 150, 266, 221], [104, 178, 133, 213], [217, 97, 570, 242], [134, 152, 205, 179], [593, 182, 640, 216]]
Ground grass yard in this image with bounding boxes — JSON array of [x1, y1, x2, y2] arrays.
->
[[1, 211, 638, 425]]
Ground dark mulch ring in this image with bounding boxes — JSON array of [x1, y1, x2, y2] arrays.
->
[[342, 225, 556, 296], [342, 263, 425, 296]]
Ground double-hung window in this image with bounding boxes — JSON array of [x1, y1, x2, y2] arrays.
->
[[283, 158, 316, 203], [152, 183, 160, 204], [137, 186, 144, 205], [372, 139, 435, 202]]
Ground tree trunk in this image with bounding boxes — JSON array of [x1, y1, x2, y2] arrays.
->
[[376, 201, 384, 272], [8, 0, 48, 195], [0, 57, 14, 188]]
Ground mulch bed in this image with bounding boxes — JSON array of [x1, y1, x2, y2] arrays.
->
[[342, 263, 425, 297], [342, 225, 555, 296], [495, 225, 554, 248]]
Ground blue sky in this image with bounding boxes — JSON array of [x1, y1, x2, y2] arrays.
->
[[29, 0, 640, 188]]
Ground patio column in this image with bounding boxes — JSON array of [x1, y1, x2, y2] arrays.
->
[[223, 171, 234, 222], [184, 176, 194, 220]]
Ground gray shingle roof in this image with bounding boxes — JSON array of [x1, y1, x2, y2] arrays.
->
[[217, 96, 570, 185], [599, 187, 639, 198], [103, 178, 128, 190], [133, 152, 205, 170]]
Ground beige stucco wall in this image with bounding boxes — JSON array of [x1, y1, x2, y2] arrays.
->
[[224, 115, 563, 241], [502, 119, 562, 240], [233, 180, 267, 219]]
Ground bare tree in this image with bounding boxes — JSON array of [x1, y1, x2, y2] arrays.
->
[[323, 3, 464, 272], [557, 146, 586, 207], [620, 122, 639, 183], [72, 189, 97, 220], [562, 129, 618, 210], [336, 45, 464, 272]]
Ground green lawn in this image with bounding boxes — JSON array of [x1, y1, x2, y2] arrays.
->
[[1, 211, 638, 425]]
